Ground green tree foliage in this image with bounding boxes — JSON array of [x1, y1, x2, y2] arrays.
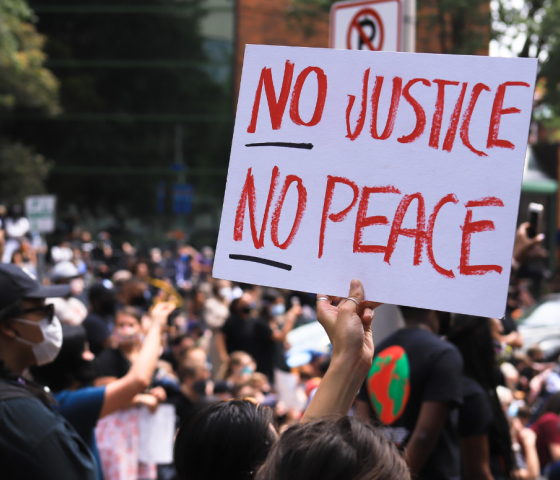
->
[[0, 0, 59, 113], [494, 1, 560, 131], [0, 141, 51, 202], [7, 0, 232, 231], [418, 0, 490, 54], [0, 0, 57, 205]]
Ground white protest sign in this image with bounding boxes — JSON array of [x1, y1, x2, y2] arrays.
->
[[214, 45, 537, 318], [25, 195, 56, 234], [138, 404, 176, 464]]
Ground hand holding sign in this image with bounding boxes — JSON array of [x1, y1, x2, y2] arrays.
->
[[316, 279, 381, 369], [214, 45, 537, 318], [302, 278, 381, 422]]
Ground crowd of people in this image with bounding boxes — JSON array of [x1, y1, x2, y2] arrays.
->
[[0, 208, 559, 480]]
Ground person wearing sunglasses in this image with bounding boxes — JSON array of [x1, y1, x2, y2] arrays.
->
[[0, 264, 97, 480]]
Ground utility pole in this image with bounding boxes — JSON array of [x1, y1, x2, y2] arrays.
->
[[403, 0, 416, 52]]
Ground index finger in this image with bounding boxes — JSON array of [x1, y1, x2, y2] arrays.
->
[[339, 279, 364, 314], [316, 293, 336, 314]]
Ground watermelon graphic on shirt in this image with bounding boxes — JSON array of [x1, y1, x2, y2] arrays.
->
[[366, 345, 410, 424]]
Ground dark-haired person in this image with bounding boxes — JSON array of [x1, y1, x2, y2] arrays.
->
[[170, 354, 217, 428], [258, 293, 301, 382], [175, 398, 275, 480], [31, 301, 175, 480], [448, 314, 518, 480], [531, 391, 560, 474], [82, 284, 117, 356], [174, 279, 384, 480], [95, 306, 160, 390], [355, 306, 463, 480], [0, 264, 97, 480], [216, 293, 257, 363], [93, 304, 174, 478], [256, 415, 409, 480]]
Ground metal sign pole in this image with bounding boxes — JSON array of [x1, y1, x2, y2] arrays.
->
[[402, 0, 416, 53], [37, 233, 46, 283]]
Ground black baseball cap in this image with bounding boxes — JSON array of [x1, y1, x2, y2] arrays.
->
[[0, 264, 71, 310]]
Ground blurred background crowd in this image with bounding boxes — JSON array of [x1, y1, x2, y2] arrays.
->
[[3, 0, 560, 478], [3, 205, 560, 479]]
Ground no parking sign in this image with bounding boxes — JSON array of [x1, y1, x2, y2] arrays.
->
[[330, 0, 402, 52]]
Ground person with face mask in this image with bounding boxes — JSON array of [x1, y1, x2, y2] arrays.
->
[[93, 305, 172, 480], [31, 302, 175, 480], [258, 294, 301, 382], [0, 264, 97, 480], [217, 292, 302, 382], [215, 293, 257, 370], [95, 306, 163, 395]]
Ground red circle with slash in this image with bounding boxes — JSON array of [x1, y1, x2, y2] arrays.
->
[[346, 8, 385, 51]]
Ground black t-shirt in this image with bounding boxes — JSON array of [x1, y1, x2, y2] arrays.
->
[[501, 313, 518, 335], [0, 380, 97, 480], [168, 391, 218, 428], [357, 327, 463, 480], [458, 376, 493, 438], [168, 391, 196, 428], [251, 320, 275, 380], [96, 348, 130, 379], [221, 314, 277, 379], [221, 314, 275, 379], [459, 377, 512, 479], [221, 314, 255, 354], [82, 312, 112, 356]]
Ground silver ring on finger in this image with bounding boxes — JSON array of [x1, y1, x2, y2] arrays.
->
[[317, 296, 331, 303], [345, 297, 359, 307]]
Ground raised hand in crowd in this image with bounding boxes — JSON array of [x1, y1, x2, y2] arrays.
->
[[512, 417, 540, 480], [302, 279, 381, 423], [513, 222, 545, 266], [97, 301, 175, 416]]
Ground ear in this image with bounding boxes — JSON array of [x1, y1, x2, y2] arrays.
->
[[0, 320, 18, 339]]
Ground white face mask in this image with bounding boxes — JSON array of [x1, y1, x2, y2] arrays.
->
[[271, 304, 286, 317], [219, 287, 233, 301], [13, 316, 63, 366], [70, 277, 85, 296]]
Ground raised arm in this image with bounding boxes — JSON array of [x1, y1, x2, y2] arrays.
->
[[301, 279, 380, 423], [99, 302, 175, 418], [271, 303, 301, 343]]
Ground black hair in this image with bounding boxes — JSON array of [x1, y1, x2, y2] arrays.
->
[[89, 284, 111, 304], [256, 415, 409, 480], [448, 314, 517, 477], [542, 392, 560, 416], [31, 324, 96, 392], [0, 300, 22, 325], [260, 304, 273, 322], [115, 305, 142, 324], [398, 306, 431, 324], [89, 284, 116, 316], [174, 399, 275, 480], [171, 332, 190, 347], [230, 297, 242, 315]]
